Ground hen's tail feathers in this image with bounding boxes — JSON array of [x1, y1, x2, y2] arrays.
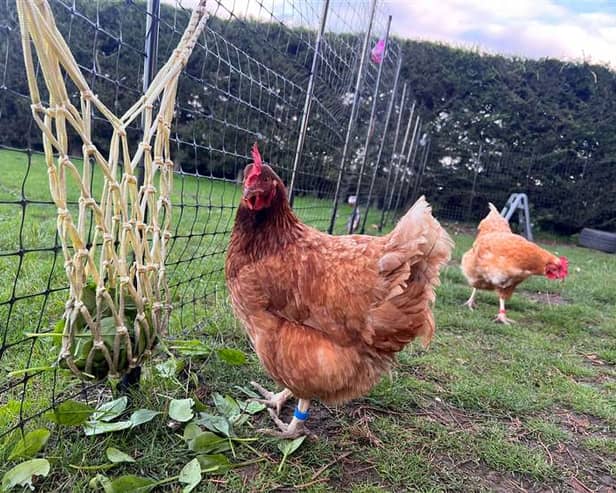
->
[[488, 202, 500, 214], [380, 196, 453, 274], [372, 196, 453, 350], [478, 202, 511, 234]]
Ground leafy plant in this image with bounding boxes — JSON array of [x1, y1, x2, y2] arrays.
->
[[45, 400, 95, 426], [105, 474, 157, 493], [169, 398, 195, 422], [8, 429, 50, 460], [178, 458, 202, 493], [129, 409, 161, 428], [106, 447, 136, 464], [82, 397, 159, 436], [217, 348, 246, 365], [168, 340, 210, 358], [51, 281, 157, 380], [1, 459, 50, 492], [92, 397, 128, 422], [277, 436, 306, 472]]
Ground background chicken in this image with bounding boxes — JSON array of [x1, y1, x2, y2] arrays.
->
[[225, 144, 453, 438], [461, 203, 569, 323]]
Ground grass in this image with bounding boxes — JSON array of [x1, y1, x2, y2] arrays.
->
[[1, 148, 615, 492]]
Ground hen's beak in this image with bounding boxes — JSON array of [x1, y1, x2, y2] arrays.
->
[[243, 188, 259, 199], [242, 188, 262, 210]]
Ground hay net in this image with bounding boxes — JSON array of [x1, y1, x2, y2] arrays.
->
[[15, 0, 208, 379]]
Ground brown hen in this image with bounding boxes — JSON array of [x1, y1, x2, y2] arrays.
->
[[461, 203, 569, 323], [225, 144, 453, 437]]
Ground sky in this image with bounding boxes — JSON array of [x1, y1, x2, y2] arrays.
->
[[384, 0, 616, 67], [170, 0, 616, 67]]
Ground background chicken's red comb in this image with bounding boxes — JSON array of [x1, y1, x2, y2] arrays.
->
[[251, 142, 263, 174], [560, 256, 569, 273]]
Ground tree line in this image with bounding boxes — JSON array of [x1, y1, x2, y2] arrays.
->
[[0, 0, 614, 232]]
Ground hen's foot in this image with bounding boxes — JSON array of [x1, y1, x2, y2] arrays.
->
[[463, 298, 477, 310], [250, 381, 292, 416], [258, 409, 316, 439], [494, 312, 515, 324], [463, 289, 477, 310]]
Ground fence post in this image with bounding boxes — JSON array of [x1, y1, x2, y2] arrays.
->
[[347, 15, 392, 234], [409, 137, 430, 204], [377, 82, 407, 231], [360, 56, 401, 234], [288, 0, 330, 207], [382, 104, 416, 228], [393, 124, 422, 215], [138, 0, 161, 193], [327, 0, 378, 234], [396, 120, 423, 209]]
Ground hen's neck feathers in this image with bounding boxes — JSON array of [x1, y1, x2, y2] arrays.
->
[[534, 246, 559, 272], [498, 237, 559, 275], [230, 189, 304, 259]]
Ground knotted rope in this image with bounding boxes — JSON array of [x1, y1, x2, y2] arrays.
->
[[16, 0, 208, 379]]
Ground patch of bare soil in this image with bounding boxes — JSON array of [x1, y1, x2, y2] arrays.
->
[[234, 463, 261, 489], [388, 400, 614, 493], [549, 442, 615, 493], [550, 409, 614, 439], [521, 291, 569, 306], [56, 380, 112, 408], [520, 409, 616, 493], [579, 353, 614, 368], [332, 455, 383, 492]]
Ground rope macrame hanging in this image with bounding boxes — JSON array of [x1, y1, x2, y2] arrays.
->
[[16, 0, 208, 379]]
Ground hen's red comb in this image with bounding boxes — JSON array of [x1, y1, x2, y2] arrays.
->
[[251, 142, 263, 175], [560, 256, 569, 276]]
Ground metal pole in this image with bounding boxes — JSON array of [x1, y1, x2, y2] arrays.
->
[[377, 82, 407, 231], [327, 0, 378, 234], [138, 0, 161, 191], [407, 117, 421, 166], [409, 138, 430, 204], [401, 133, 426, 208], [401, 119, 423, 204], [382, 104, 417, 227], [347, 15, 392, 234], [360, 56, 401, 233], [392, 136, 418, 217], [396, 125, 424, 213], [288, 0, 330, 207]]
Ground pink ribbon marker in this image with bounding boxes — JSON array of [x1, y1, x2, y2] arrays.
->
[[371, 38, 386, 64]]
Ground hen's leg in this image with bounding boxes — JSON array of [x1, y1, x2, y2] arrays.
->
[[463, 288, 478, 310], [260, 398, 313, 439], [250, 381, 292, 416], [494, 297, 515, 324]]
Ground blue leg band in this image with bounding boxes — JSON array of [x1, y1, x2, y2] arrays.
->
[[293, 407, 309, 421]]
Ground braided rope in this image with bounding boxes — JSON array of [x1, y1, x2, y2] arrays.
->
[[16, 0, 208, 379]]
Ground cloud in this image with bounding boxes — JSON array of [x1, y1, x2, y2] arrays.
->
[[384, 0, 616, 67], [164, 0, 616, 66]]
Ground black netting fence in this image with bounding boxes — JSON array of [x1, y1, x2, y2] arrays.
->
[[0, 0, 410, 439], [407, 137, 612, 235], [1, 0, 612, 442]]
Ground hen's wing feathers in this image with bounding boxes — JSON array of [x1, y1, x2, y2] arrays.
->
[[265, 238, 382, 347], [251, 197, 452, 352], [475, 233, 545, 272]]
